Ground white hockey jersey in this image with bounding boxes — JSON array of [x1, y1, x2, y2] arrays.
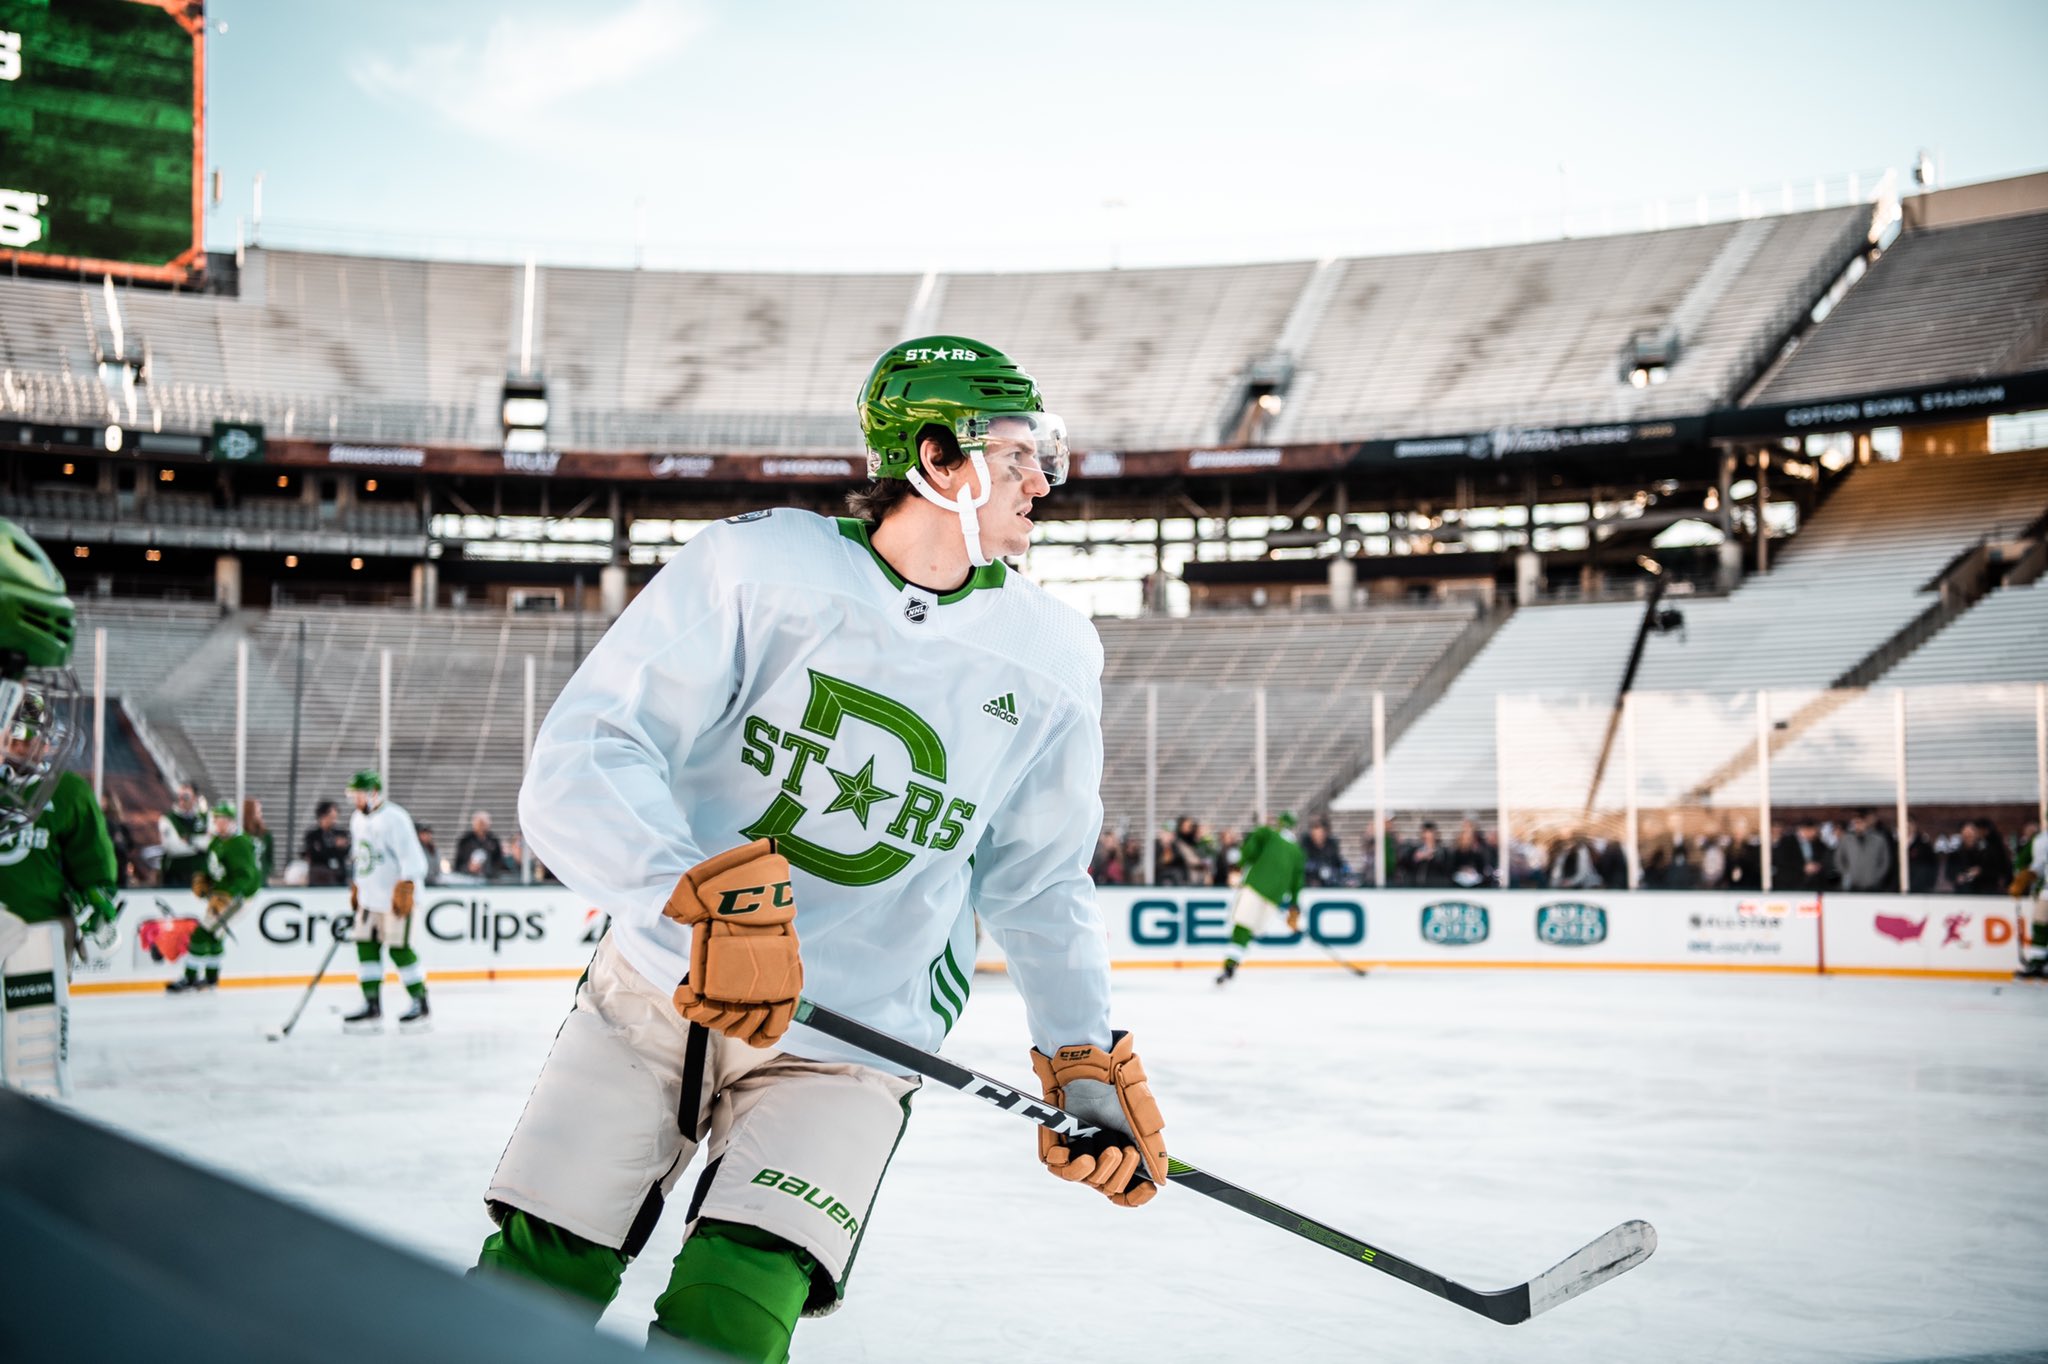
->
[[349, 798, 430, 914], [520, 509, 1113, 1069]]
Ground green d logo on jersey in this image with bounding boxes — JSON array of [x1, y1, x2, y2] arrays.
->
[[737, 670, 977, 886]]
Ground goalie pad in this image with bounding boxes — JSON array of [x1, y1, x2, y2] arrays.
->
[[2, 919, 71, 1099]]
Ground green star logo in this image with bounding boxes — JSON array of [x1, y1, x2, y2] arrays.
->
[[822, 755, 896, 828]]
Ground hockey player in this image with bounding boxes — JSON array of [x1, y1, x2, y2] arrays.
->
[[156, 782, 210, 889], [1216, 810, 1307, 984], [473, 338, 1168, 1361], [0, 518, 119, 1097], [2015, 833, 2048, 980], [168, 801, 263, 993], [343, 771, 430, 1030]]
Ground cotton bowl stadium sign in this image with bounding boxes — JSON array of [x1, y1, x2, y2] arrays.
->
[[1420, 900, 1491, 945], [1536, 902, 1609, 947]]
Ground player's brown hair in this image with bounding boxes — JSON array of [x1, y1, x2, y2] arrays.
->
[[845, 425, 964, 525]]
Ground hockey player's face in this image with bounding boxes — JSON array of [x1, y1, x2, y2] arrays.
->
[[974, 418, 1052, 557], [350, 789, 371, 813]]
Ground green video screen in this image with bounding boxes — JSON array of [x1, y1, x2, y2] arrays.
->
[[0, 0, 202, 279]]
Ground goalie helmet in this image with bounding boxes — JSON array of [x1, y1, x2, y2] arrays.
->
[[856, 337, 1069, 567], [0, 518, 81, 831]]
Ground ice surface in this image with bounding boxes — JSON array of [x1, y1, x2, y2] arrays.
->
[[61, 968, 2048, 1362]]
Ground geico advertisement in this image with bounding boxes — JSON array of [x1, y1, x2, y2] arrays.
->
[[1088, 889, 1831, 970], [74, 887, 608, 987]]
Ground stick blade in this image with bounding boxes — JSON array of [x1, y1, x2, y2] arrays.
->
[[1523, 1220, 1657, 1319]]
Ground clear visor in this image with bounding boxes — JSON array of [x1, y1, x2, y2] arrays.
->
[[0, 668, 82, 831], [957, 411, 1068, 487]]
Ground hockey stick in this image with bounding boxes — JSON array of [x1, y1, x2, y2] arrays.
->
[[793, 997, 1654, 1324], [266, 932, 347, 1042], [1290, 911, 1368, 976]]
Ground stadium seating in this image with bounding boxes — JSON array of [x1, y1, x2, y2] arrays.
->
[[70, 603, 589, 872], [0, 201, 1870, 454], [1630, 449, 2048, 694], [1754, 209, 2048, 401], [1096, 607, 1479, 836], [1747, 576, 2048, 808], [1330, 601, 1643, 817], [931, 261, 1315, 448], [1270, 207, 1869, 441], [1333, 449, 2048, 822]]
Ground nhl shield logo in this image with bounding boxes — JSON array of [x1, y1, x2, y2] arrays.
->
[[903, 598, 928, 623]]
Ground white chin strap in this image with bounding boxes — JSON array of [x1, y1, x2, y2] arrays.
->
[[906, 448, 995, 568]]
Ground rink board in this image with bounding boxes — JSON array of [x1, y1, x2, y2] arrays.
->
[[67, 886, 2024, 994]]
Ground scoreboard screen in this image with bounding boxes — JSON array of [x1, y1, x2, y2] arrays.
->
[[0, 0, 204, 282]]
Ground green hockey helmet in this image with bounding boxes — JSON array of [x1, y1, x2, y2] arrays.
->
[[0, 518, 74, 673], [211, 800, 237, 820], [1276, 811, 1298, 830], [0, 519, 81, 831], [347, 770, 382, 794], [856, 337, 1069, 567]]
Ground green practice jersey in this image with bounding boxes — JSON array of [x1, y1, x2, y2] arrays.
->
[[205, 831, 264, 900], [0, 771, 118, 923], [1239, 823, 1306, 908]]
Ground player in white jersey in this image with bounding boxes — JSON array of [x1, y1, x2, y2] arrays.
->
[[342, 770, 432, 1031], [474, 338, 1169, 1360]]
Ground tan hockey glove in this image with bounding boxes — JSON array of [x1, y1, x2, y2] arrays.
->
[[662, 838, 802, 1048], [349, 884, 359, 912], [192, 872, 213, 897], [392, 880, 416, 916], [1029, 1032, 1168, 1208], [203, 892, 237, 933], [2013, 869, 2042, 899]]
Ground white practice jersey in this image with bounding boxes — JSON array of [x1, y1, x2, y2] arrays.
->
[[520, 509, 1113, 1070], [350, 798, 430, 914]]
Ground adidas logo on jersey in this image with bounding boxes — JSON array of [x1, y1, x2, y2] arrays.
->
[[982, 692, 1020, 725]]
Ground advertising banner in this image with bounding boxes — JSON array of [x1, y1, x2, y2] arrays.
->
[[71, 887, 2014, 993], [1085, 888, 1827, 972], [1818, 894, 2023, 977], [72, 886, 608, 994]]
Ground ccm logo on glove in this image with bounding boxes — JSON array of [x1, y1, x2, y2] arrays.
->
[[715, 882, 792, 916], [664, 838, 804, 1048]]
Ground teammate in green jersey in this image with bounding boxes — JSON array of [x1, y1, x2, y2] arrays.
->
[[1217, 811, 1308, 984], [168, 801, 264, 993], [0, 518, 118, 1095]]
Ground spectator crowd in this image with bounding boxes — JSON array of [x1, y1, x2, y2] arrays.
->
[[101, 782, 540, 890], [1089, 808, 2041, 896]]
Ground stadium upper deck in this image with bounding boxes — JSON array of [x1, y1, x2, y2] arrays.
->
[[0, 202, 1877, 455]]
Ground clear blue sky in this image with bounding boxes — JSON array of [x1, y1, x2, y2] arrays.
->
[[201, 0, 2048, 271]]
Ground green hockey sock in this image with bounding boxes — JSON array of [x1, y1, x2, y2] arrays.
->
[[2032, 921, 2048, 949], [204, 964, 219, 983], [390, 944, 427, 999], [356, 941, 382, 1002], [651, 1221, 816, 1364], [473, 1209, 626, 1319], [1230, 923, 1255, 947]]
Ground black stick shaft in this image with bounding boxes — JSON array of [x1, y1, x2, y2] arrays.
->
[[792, 997, 1539, 1323], [275, 932, 345, 1037]]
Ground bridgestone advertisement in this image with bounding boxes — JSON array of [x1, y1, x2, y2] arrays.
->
[[67, 887, 2024, 994]]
